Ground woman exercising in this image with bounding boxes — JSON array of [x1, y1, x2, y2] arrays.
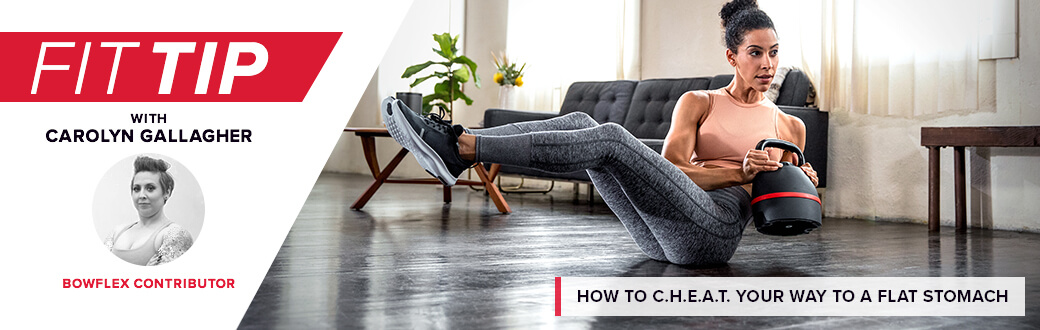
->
[[383, 0, 818, 265]]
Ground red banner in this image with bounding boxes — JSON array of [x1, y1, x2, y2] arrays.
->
[[0, 32, 341, 102]]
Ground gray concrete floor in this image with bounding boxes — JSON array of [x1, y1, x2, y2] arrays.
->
[[240, 173, 1040, 329]]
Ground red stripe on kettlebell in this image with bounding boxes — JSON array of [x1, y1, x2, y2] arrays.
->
[[751, 192, 822, 206]]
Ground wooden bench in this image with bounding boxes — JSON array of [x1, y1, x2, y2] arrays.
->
[[920, 126, 1040, 232]]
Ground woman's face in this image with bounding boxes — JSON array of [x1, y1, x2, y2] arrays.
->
[[727, 28, 779, 93], [132, 171, 168, 218]]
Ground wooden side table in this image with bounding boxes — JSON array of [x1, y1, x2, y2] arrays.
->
[[920, 126, 1040, 232], [344, 127, 510, 214]]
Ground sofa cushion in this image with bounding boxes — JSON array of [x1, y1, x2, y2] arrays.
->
[[559, 81, 638, 124], [775, 69, 812, 107], [623, 78, 711, 139], [709, 74, 733, 90], [483, 108, 559, 129]]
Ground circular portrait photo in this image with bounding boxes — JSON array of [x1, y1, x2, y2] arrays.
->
[[93, 154, 204, 266]]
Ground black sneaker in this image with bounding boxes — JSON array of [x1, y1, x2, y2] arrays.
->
[[381, 96, 474, 186]]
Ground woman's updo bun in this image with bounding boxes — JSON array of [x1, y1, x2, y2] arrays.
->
[[133, 155, 175, 196], [719, 0, 757, 27], [134, 156, 170, 173], [719, 0, 775, 53]]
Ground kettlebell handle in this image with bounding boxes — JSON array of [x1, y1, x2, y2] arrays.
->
[[755, 138, 805, 167]]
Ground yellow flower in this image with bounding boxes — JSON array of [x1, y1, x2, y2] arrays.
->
[[492, 51, 526, 86]]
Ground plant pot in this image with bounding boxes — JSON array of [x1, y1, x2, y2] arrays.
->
[[395, 92, 423, 114], [498, 85, 516, 110]]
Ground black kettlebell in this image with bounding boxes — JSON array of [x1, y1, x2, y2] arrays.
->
[[750, 138, 822, 236]]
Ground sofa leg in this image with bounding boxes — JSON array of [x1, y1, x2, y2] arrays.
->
[[498, 177, 555, 194], [588, 184, 595, 205]]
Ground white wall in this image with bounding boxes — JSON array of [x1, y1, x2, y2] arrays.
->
[[377, 0, 465, 108], [826, 1, 1040, 231], [454, 0, 508, 129], [324, 0, 511, 182], [640, 0, 732, 78], [326, 0, 726, 177]]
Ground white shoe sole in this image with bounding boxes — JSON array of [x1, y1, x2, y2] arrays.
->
[[381, 97, 458, 186]]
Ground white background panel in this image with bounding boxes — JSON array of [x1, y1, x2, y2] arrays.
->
[[0, 1, 412, 328]]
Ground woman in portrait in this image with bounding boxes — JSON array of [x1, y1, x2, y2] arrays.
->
[[104, 155, 194, 266]]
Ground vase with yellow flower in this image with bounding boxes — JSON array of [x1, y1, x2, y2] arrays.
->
[[491, 51, 525, 109]]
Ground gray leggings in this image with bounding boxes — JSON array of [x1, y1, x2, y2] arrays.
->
[[471, 112, 752, 265]]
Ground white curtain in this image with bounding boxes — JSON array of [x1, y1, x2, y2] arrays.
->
[[506, 0, 639, 112], [760, 0, 822, 94], [618, 0, 641, 80], [764, 0, 984, 117]]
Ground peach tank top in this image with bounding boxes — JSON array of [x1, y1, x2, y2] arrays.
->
[[692, 89, 783, 169]]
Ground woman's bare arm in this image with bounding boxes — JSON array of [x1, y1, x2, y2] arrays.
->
[[661, 91, 779, 190]]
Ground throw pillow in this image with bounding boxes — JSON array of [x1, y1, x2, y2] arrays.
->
[[764, 66, 792, 103]]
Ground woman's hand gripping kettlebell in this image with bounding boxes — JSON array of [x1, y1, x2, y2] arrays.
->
[[741, 148, 782, 184], [800, 162, 819, 187]]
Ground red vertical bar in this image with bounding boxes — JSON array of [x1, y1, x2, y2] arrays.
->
[[555, 277, 562, 316]]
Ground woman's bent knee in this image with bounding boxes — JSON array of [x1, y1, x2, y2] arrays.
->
[[594, 123, 638, 143], [597, 122, 627, 134], [562, 111, 598, 128]]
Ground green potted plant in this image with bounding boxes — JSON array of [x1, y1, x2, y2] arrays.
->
[[401, 33, 481, 119]]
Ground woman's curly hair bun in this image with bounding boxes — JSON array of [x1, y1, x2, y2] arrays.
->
[[719, 0, 758, 28], [719, 0, 773, 53], [132, 155, 175, 196]]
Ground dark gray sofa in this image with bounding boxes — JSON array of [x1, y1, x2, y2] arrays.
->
[[483, 69, 828, 188]]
